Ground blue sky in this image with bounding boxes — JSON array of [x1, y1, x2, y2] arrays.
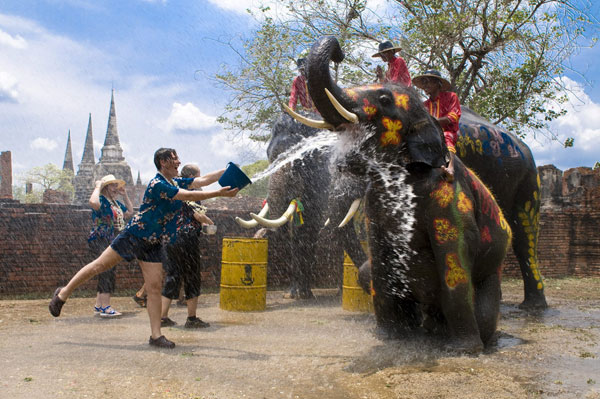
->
[[0, 0, 599, 188]]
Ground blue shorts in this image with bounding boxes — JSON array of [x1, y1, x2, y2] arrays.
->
[[110, 230, 163, 263]]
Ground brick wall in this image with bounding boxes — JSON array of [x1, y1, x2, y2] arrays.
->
[[1, 174, 599, 296], [0, 200, 261, 296]]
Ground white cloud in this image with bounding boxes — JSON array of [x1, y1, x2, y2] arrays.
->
[[524, 77, 600, 170], [165, 102, 218, 134], [30, 137, 58, 151], [0, 70, 19, 102], [0, 28, 27, 49]]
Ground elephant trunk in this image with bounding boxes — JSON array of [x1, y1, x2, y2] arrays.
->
[[307, 36, 356, 128]]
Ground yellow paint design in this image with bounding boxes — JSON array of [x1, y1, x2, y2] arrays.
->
[[394, 93, 410, 110], [434, 218, 458, 244], [380, 117, 403, 146], [457, 191, 473, 213], [456, 136, 483, 157], [445, 253, 468, 288], [362, 98, 377, 119], [430, 182, 454, 208], [345, 88, 359, 101], [517, 195, 543, 290]]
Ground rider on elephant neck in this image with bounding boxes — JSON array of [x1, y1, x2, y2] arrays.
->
[[372, 40, 411, 87], [413, 69, 462, 180], [289, 57, 317, 113]]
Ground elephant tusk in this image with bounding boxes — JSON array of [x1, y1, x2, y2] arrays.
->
[[250, 201, 297, 228], [324, 218, 330, 227], [283, 104, 334, 130], [235, 202, 270, 228], [338, 198, 361, 228], [325, 88, 358, 124]]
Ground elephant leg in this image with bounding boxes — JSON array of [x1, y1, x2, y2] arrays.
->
[[511, 180, 547, 310], [372, 292, 421, 339], [296, 228, 316, 299], [474, 273, 501, 345]]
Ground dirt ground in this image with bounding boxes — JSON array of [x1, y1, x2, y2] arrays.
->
[[0, 277, 599, 399]]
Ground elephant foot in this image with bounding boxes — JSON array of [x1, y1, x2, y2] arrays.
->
[[447, 336, 484, 355], [374, 323, 415, 340], [518, 296, 548, 311], [298, 289, 315, 300]]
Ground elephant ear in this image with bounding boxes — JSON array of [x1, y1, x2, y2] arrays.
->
[[403, 114, 448, 169]]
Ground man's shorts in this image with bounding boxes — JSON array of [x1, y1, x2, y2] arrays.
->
[[110, 230, 163, 263], [444, 130, 458, 154]]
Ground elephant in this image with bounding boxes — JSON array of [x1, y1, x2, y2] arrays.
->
[[294, 36, 546, 311], [285, 35, 517, 352], [235, 112, 367, 299]]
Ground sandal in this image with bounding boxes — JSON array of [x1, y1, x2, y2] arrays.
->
[[99, 305, 122, 317], [49, 287, 65, 317], [132, 294, 147, 308]]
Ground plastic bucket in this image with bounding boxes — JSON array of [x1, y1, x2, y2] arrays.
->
[[342, 251, 373, 313], [220, 238, 268, 311], [218, 162, 252, 190]]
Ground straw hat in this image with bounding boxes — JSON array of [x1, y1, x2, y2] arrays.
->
[[371, 40, 402, 58], [412, 69, 451, 92], [99, 174, 125, 190]]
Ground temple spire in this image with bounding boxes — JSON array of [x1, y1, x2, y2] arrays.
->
[[99, 89, 125, 162], [136, 170, 142, 185], [80, 114, 95, 166], [62, 130, 74, 172]]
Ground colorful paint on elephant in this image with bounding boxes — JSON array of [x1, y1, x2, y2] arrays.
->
[[430, 182, 454, 208], [362, 98, 377, 119], [394, 93, 410, 111], [434, 218, 458, 244], [457, 124, 526, 163], [517, 175, 544, 291], [380, 117, 403, 147], [445, 252, 468, 288]]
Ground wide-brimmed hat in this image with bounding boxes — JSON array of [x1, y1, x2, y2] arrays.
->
[[371, 40, 402, 58], [99, 174, 125, 190], [412, 69, 451, 91]]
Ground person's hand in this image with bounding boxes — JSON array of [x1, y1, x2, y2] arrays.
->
[[117, 186, 126, 195], [94, 180, 102, 189], [218, 186, 239, 197]]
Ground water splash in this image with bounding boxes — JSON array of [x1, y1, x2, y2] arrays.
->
[[251, 131, 338, 182]]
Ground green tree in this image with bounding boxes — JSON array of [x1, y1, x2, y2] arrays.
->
[[214, 1, 387, 142], [14, 164, 74, 203], [214, 0, 597, 141], [241, 160, 269, 198]]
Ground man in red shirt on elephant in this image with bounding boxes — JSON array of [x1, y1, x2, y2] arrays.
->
[[373, 40, 411, 87], [413, 69, 461, 179]]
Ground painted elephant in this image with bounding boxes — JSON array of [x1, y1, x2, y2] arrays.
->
[[236, 112, 367, 298], [296, 36, 546, 311], [287, 35, 516, 352]]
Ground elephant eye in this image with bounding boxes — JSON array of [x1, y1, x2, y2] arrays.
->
[[379, 94, 393, 106]]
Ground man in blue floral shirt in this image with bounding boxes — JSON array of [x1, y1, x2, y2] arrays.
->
[[49, 148, 239, 349]]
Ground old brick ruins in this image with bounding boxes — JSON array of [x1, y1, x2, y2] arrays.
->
[[0, 94, 599, 295]]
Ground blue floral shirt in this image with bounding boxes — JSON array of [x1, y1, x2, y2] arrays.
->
[[124, 173, 193, 244], [88, 195, 128, 242]]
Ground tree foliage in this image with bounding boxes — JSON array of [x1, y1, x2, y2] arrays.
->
[[14, 164, 74, 203], [214, 0, 597, 141], [241, 160, 269, 198]]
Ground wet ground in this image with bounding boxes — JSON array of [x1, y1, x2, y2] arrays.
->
[[0, 277, 599, 399]]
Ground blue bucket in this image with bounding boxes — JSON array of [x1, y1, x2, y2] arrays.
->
[[218, 162, 252, 190]]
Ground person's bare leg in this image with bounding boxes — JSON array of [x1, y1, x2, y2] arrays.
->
[[96, 292, 111, 308], [139, 261, 164, 339], [187, 296, 199, 318], [161, 296, 173, 318], [58, 247, 122, 301]]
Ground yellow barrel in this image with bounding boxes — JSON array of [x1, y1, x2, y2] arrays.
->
[[220, 238, 268, 311], [342, 251, 373, 312]]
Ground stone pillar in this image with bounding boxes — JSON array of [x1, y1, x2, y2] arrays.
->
[[0, 151, 12, 199]]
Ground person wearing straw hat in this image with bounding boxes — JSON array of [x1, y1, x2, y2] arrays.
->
[[373, 40, 411, 86], [49, 148, 239, 349], [288, 57, 316, 113], [87, 174, 133, 317], [413, 69, 462, 179]]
